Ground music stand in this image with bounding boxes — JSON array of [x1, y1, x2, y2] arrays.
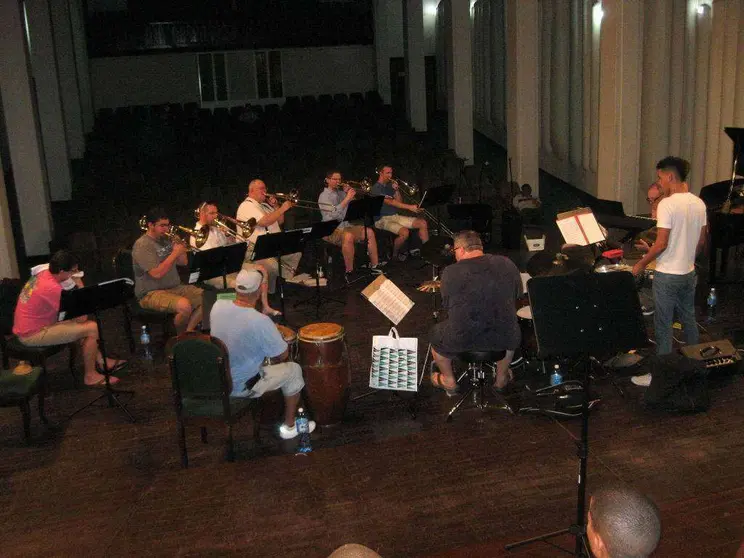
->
[[419, 185, 455, 237], [342, 195, 385, 286], [505, 271, 647, 556], [60, 278, 136, 422], [294, 220, 344, 317], [188, 242, 247, 289], [252, 229, 305, 319]]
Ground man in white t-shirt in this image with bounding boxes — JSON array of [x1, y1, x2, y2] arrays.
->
[[191, 201, 280, 316], [632, 157, 707, 384], [236, 179, 303, 293], [210, 269, 315, 439]]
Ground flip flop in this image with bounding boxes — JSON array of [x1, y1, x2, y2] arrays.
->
[[493, 369, 514, 392], [85, 375, 120, 388], [430, 371, 459, 397], [264, 309, 282, 317]]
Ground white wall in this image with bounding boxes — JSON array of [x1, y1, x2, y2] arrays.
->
[[89, 45, 377, 109]]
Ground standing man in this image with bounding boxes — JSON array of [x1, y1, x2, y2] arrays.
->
[[13, 250, 126, 386], [236, 179, 303, 294], [133, 207, 204, 334], [370, 165, 429, 261], [428, 231, 521, 394], [632, 157, 707, 385], [192, 201, 280, 316], [318, 170, 385, 282], [210, 269, 316, 439]]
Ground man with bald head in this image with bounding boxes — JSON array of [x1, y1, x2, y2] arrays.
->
[[236, 179, 303, 294]]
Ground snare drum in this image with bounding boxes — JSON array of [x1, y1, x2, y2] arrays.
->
[[298, 322, 350, 427], [263, 324, 298, 366], [594, 263, 632, 274]]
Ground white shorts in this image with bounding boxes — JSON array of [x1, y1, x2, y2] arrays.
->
[[374, 214, 418, 235], [239, 361, 304, 398]]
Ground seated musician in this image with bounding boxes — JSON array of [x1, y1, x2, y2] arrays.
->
[[633, 182, 664, 253], [428, 231, 521, 394], [192, 201, 280, 316], [236, 179, 303, 293], [133, 207, 204, 334], [370, 165, 428, 262], [12, 250, 126, 386], [210, 269, 315, 440], [513, 183, 542, 225], [318, 170, 386, 283]]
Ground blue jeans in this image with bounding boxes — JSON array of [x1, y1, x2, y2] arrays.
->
[[652, 270, 699, 355]]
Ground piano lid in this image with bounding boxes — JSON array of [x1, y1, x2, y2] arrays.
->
[[725, 127, 744, 176]]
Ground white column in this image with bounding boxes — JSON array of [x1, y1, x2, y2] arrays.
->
[[690, 3, 712, 192], [638, 0, 672, 192], [550, 0, 570, 160], [69, 0, 94, 134], [27, 0, 73, 202], [505, 0, 539, 190], [680, 0, 699, 160], [569, 0, 585, 169], [596, 0, 643, 214], [715, 0, 740, 179], [703, 0, 726, 185], [404, 0, 428, 131], [540, 0, 553, 156], [0, 0, 54, 256], [447, 0, 474, 163], [0, 168, 20, 278], [51, 0, 85, 158]]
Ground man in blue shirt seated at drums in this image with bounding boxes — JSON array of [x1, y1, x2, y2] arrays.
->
[[210, 269, 315, 439]]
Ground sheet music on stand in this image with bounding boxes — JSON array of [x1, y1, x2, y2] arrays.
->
[[361, 274, 414, 325], [556, 207, 606, 246]]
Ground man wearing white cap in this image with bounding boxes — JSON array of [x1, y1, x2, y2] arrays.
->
[[209, 269, 315, 439], [12, 250, 127, 386]]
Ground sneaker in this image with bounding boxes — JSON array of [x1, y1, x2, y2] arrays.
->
[[302, 277, 327, 287], [368, 265, 384, 275], [409, 248, 421, 258], [396, 252, 408, 262], [279, 420, 317, 440], [286, 273, 311, 284], [641, 306, 655, 316], [631, 373, 652, 387]]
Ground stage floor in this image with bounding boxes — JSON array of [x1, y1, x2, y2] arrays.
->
[[2, 248, 744, 557]]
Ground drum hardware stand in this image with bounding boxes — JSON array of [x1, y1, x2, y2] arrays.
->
[[294, 220, 344, 318], [505, 272, 648, 557]]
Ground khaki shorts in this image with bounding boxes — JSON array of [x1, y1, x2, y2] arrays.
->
[[374, 214, 417, 235], [324, 224, 366, 246], [239, 361, 305, 398], [139, 284, 203, 313], [19, 320, 92, 347]]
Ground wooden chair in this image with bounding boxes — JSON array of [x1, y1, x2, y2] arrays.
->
[[0, 278, 78, 385], [0, 365, 47, 440], [165, 332, 258, 468]]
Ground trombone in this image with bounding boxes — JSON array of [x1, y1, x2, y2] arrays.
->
[[340, 179, 373, 195], [138, 215, 207, 252], [392, 179, 454, 237], [193, 207, 257, 242], [270, 189, 335, 211]]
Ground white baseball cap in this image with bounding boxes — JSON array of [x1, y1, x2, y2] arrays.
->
[[235, 269, 263, 294]]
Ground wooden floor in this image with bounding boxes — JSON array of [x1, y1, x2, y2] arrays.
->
[[2, 248, 744, 558]]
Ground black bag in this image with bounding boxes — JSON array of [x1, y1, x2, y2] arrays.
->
[[641, 353, 709, 413]]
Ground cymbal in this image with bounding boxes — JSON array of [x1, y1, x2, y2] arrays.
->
[[417, 280, 441, 293]]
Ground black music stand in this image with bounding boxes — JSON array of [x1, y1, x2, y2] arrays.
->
[[188, 242, 247, 289], [61, 278, 136, 422], [419, 184, 455, 237], [253, 229, 305, 320], [294, 220, 344, 317], [505, 271, 647, 557], [341, 195, 385, 286]]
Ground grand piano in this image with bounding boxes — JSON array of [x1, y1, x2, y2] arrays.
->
[[700, 127, 744, 283]]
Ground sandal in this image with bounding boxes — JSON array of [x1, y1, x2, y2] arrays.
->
[[430, 371, 459, 397], [493, 368, 514, 392], [263, 309, 282, 317], [95, 359, 128, 374], [85, 375, 120, 387]]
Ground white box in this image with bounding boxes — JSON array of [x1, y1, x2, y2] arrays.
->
[[524, 234, 545, 252]]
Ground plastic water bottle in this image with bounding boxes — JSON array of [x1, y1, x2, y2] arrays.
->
[[295, 407, 312, 454], [706, 287, 717, 320], [316, 262, 324, 279], [550, 364, 563, 386], [140, 325, 153, 361]]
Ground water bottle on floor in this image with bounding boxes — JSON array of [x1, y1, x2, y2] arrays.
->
[[140, 325, 153, 362], [296, 407, 312, 454], [706, 287, 717, 321], [550, 364, 563, 386]]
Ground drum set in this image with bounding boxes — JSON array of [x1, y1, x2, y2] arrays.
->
[[268, 321, 351, 427]]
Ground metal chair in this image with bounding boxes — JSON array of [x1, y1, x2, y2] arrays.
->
[[446, 350, 511, 422]]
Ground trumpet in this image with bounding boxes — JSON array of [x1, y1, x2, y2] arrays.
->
[[138, 215, 206, 252], [270, 189, 335, 211], [391, 179, 454, 237], [193, 207, 257, 241]]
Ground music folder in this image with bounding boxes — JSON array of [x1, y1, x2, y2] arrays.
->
[[556, 208, 606, 246]]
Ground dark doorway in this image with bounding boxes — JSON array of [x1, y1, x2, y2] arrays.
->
[[390, 55, 438, 115]]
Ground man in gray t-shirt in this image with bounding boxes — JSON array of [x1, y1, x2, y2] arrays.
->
[[132, 208, 203, 334]]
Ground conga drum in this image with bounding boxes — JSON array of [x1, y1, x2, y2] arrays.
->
[[260, 324, 298, 424], [263, 324, 298, 365], [297, 323, 350, 427]]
